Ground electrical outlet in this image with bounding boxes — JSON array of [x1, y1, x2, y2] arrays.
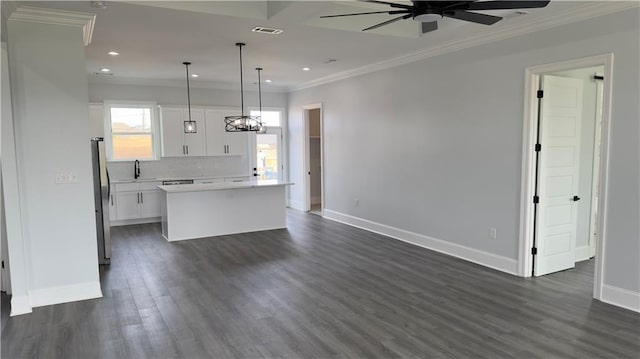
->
[[354, 199, 360, 207], [489, 227, 497, 240], [55, 172, 78, 184]]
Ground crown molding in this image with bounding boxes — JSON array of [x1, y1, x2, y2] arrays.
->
[[88, 75, 289, 93], [290, 2, 639, 92], [8, 6, 96, 46]]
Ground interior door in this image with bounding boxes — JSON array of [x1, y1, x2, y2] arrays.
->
[[534, 75, 584, 276]]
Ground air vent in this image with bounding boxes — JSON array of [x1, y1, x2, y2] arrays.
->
[[93, 72, 114, 76], [251, 27, 283, 35]]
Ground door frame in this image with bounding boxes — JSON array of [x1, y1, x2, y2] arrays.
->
[[518, 54, 613, 301], [302, 103, 324, 213]]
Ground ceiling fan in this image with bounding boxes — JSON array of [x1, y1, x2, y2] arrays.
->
[[320, 1, 551, 34]]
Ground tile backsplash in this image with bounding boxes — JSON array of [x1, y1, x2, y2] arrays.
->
[[107, 156, 250, 181]]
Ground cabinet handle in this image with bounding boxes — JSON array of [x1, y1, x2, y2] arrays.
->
[[141, 192, 144, 203], [186, 145, 189, 155], [110, 194, 113, 205], [182, 145, 185, 155], [137, 192, 140, 204]]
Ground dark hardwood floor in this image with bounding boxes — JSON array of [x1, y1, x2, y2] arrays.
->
[[2, 210, 639, 358]]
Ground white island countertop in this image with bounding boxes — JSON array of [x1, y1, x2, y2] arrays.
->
[[158, 179, 293, 193]]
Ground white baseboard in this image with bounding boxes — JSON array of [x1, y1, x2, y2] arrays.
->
[[110, 217, 160, 227], [10, 294, 32, 316], [28, 281, 102, 308], [601, 285, 640, 313], [289, 199, 305, 211], [311, 196, 321, 205], [575, 245, 591, 262], [323, 210, 518, 275]]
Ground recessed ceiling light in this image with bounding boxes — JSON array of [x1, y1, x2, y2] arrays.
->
[[90, 1, 107, 9], [108, 51, 119, 56], [191, 74, 199, 78], [100, 68, 111, 72], [265, 79, 272, 83], [302, 67, 311, 71]]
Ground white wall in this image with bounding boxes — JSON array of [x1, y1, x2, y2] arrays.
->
[[551, 66, 603, 259], [288, 10, 639, 295], [89, 83, 288, 180], [6, 18, 101, 311]]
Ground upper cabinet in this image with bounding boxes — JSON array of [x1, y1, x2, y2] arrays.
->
[[160, 106, 249, 158], [205, 108, 249, 157], [159, 106, 206, 157]]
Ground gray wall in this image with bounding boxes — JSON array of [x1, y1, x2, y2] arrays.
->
[[6, 20, 100, 295], [551, 66, 603, 256], [288, 10, 639, 292]]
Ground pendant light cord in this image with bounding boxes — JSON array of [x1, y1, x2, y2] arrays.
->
[[183, 61, 192, 121], [257, 67, 262, 115], [237, 43, 245, 117]]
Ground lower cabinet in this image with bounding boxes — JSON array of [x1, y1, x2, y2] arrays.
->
[[112, 182, 162, 223]]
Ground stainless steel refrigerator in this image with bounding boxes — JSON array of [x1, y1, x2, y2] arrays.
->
[[91, 137, 111, 265]]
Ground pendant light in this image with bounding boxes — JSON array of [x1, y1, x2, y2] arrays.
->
[[183, 61, 197, 133], [224, 43, 263, 132], [256, 67, 266, 134]]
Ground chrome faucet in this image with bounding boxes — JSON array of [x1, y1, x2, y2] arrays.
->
[[134, 160, 141, 179]]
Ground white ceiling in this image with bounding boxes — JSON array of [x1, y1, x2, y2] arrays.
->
[[18, 1, 632, 90]]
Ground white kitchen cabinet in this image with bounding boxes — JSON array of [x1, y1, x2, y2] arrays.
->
[[140, 190, 162, 218], [112, 181, 162, 223], [204, 108, 249, 157], [160, 106, 206, 157], [115, 191, 141, 220], [108, 184, 117, 220]]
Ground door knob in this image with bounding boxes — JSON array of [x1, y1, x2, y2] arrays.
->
[[571, 195, 581, 202]]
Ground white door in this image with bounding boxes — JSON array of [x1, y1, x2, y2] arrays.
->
[[183, 108, 206, 156], [256, 128, 283, 180], [205, 109, 229, 156], [160, 107, 186, 157], [534, 75, 584, 276], [226, 130, 249, 157], [115, 192, 141, 220], [140, 190, 162, 218]]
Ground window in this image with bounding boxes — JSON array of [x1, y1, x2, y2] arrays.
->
[[106, 102, 158, 161], [250, 109, 282, 127]]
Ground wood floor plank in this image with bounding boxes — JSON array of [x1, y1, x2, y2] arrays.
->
[[2, 210, 639, 358]]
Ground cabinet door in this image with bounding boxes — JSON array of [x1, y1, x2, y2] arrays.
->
[[225, 132, 249, 156], [205, 109, 228, 156], [160, 107, 186, 157], [115, 192, 141, 220], [108, 185, 117, 221], [184, 108, 206, 156], [140, 190, 162, 218]]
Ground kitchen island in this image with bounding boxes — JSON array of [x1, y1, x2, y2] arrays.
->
[[158, 180, 293, 241]]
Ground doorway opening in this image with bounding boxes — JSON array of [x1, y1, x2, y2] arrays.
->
[[303, 105, 323, 215], [518, 54, 613, 301]]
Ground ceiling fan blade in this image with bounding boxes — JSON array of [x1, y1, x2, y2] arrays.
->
[[444, 10, 502, 25], [360, 0, 413, 10], [466, 1, 551, 11], [421, 21, 438, 34], [363, 14, 412, 31], [320, 10, 409, 18]]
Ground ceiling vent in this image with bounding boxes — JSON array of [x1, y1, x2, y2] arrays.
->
[[251, 27, 283, 35]]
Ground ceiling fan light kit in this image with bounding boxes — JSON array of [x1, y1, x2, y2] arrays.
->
[[320, 0, 551, 34]]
